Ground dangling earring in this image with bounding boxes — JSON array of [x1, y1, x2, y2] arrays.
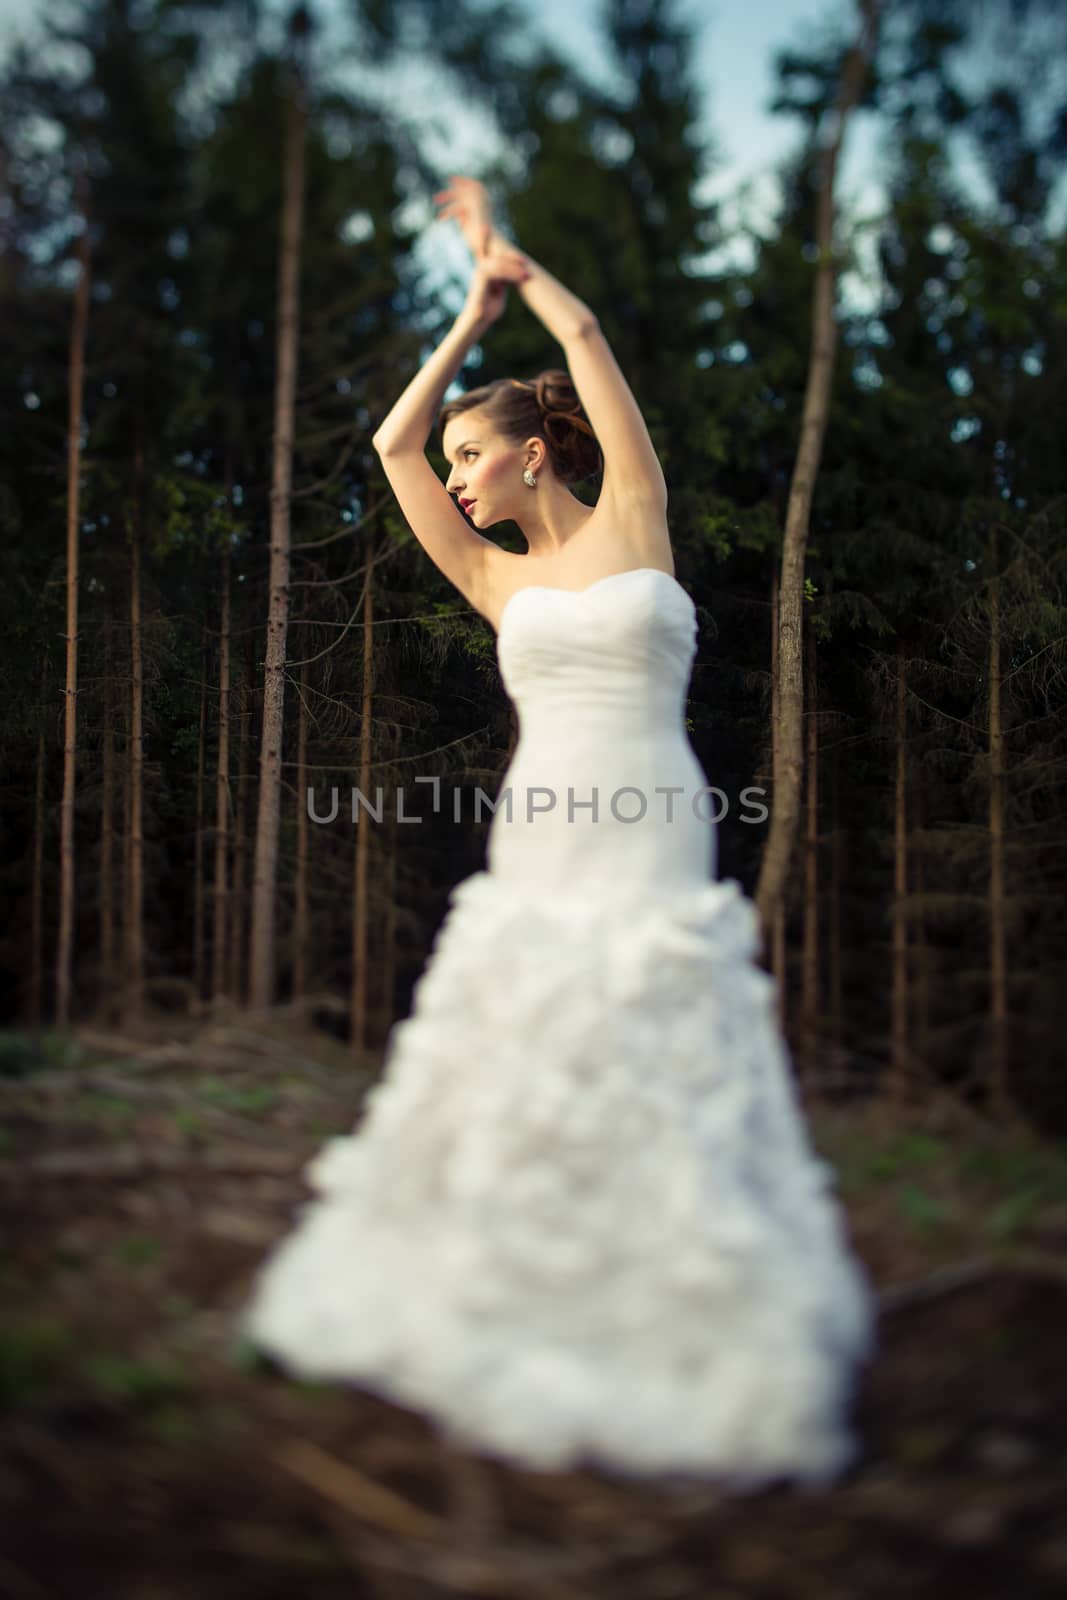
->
[[523, 467, 537, 488]]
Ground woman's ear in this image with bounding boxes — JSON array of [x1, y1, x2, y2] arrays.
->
[[525, 436, 547, 473]]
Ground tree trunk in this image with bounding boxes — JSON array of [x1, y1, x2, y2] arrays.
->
[[56, 166, 91, 1026], [212, 549, 232, 1002], [124, 483, 146, 1024], [248, 45, 307, 1010], [988, 522, 1009, 1118], [828, 740, 844, 1080], [913, 761, 931, 1074], [100, 618, 117, 1014], [755, 0, 879, 940], [123, 693, 133, 1019], [889, 635, 910, 1108], [292, 638, 309, 1000], [351, 552, 376, 1056], [230, 616, 256, 1003], [801, 617, 820, 1084], [30, 722, 46, 1029], [192, 627, 208, 1000], [768, 562, 786, 1027], [381, 783, 398, 1047]]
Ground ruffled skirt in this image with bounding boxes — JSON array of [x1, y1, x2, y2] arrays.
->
[[236, 870, 876, 1490]]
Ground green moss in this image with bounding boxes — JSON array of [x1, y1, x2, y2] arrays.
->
[[892, 1423, 955, 1467], [111, 1233, 165, 1269], [81, 1351, 193, 1405], [0, 1318, 75, 1404], [196, 1077, 278, 1116], [867, 1132, 948, 1181], [896, 1182, 949, 1237], [142, 1401, 200, 1443], [984, 1188, 1043, 1246], [67, 1092, 138, 1136], [161, 1292, 197, 1319], [225, 1334, 271, 1372], [173, 1108, 210, 1141]]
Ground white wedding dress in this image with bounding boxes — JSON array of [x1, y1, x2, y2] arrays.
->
[[237, 566, 876, 1489]]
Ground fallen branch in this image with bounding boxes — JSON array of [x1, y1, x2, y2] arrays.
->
[[273, 1438, 682, 1598], [1, 1073, 316, 1150], [204, 1023, 378, 1089], [65, 1032, 194, 1067], [877, 1249, 1067, 1314], [0, 1144, 302, 1181], [272, 1437, 447, 1541]]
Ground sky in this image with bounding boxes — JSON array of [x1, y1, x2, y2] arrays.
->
[[538, 0, 875, 213], [337, 0, 885, 297], [370, 0, 882, 242], [6, 0, 1046, 307], [0, 0, 871, 213]]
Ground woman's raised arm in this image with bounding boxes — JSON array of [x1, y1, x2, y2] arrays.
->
[[371, 251, 528, 457], [370, 253, 528, 613], [435, 177, 667, 507], [436, 176, 595, 346]]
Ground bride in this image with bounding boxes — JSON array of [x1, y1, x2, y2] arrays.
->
[[237, 175, 876, 1491]]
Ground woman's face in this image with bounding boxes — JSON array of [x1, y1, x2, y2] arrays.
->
[[442, 411, 539, 528]]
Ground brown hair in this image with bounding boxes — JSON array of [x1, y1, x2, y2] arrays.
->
[[438, 370, 602, 485]]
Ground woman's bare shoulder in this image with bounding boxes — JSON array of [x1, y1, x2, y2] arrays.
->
[[478, 498, 673, 629]]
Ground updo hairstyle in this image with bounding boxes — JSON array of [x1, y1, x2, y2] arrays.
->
[[439, 370, 602, 485]]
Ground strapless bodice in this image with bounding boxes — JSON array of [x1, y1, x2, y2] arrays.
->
[[489, 568, 715, 892], [497, 567, 697, 721]]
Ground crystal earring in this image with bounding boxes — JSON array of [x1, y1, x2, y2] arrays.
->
[[523, 467, 537, 488]]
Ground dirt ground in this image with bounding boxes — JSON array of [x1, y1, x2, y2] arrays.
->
[[2, 1013, 1066, 1599]]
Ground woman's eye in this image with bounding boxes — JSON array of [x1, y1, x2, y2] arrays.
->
[[464, 451, 477, 461]]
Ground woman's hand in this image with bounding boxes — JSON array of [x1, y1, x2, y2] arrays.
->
[[460, 249, 531, 330], [434, 174, 496, 260]]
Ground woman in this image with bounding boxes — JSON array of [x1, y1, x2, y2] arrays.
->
[[237, 176, 876, 1491]]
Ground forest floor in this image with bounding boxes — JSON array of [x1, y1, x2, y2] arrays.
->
[[1, 1010, 1066, 1600]]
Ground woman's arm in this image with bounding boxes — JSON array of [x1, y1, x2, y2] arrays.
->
[[369, 254, 529, 616], [371, 248, 530, 456], [371, 310, 484, 457], [484, 225, 596, 345], [435, 177, 595, 345], [435, 177, 667, 506], [370, 313, 495, 611]]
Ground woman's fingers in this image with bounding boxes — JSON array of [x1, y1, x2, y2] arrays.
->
[[477, 252, 530, 283], [435, 178, 491, 218], [435, 183, 476, 209], [437, 177, 491, 218], [435, 197, 483, 237]]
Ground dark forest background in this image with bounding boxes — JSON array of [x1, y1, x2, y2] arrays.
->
[[2, 0, 1065, 1129]]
